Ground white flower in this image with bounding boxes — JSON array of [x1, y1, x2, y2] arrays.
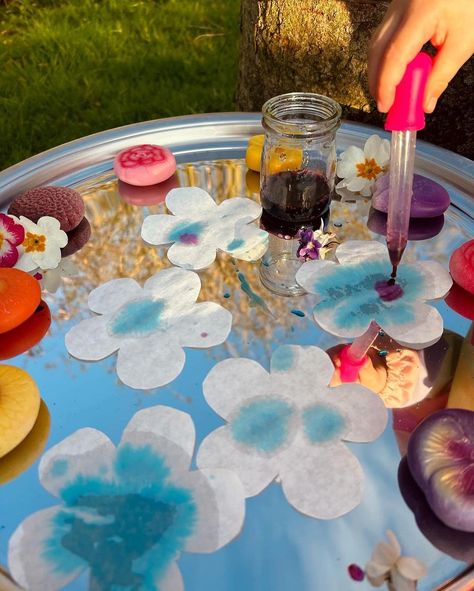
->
[[35, 259, 78, 293], [8, 406, 245, 591], [366, 530, 427, 590], [336, 135, 390, 197], [141, 187, 269, 270], [197, 345, 387, 519], [65, 267, 232, 390], [12, 216, 68, 272], [296, 240, 452, 349]]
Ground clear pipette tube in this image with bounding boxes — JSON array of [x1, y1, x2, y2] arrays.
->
[[346, 321, 380, 361], [386, 130, 416, 274]]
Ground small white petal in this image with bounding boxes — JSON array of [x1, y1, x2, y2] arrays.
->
[[345, 175, 371, 193], [396, 556, 427, 580]]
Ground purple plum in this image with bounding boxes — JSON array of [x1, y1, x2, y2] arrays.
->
[[407, 408, 474, 532]]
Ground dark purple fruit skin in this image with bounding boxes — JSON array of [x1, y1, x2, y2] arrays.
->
[[260, 170, 331, 237], [407, 408, 474, 532], [398, 457, 474, 563]]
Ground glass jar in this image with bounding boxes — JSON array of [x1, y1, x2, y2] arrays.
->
[[259, 92, 341, 296], [260, 92, 342, 238]]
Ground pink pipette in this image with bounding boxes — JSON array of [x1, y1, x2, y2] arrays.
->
[[385, 52, 432, 281], [336, 53, 433, 382]]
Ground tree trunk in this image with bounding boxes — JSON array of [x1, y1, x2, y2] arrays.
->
[[237, 0, 473, 159]]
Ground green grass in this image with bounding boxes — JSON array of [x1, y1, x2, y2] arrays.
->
[[0, 0, 241, 171]]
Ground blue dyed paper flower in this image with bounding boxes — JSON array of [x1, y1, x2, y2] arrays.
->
[[8, 406, 245, 591], [296, 240, 452, 349], [65, 267, 232, 390], [197, 345, 387, 519], [141, 187, 268, 270]]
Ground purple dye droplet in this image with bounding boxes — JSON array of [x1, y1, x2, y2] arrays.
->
[[348, 564, 365, 582], [201, 332, 208, 338], [375, 280, 404, 302], [179, 233, 199, 245]]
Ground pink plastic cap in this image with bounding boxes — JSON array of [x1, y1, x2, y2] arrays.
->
[[338, 345, 368, 382], [385, 52, 433, 132]]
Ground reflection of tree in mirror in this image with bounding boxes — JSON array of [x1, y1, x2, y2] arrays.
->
[[46, 162, 299, 359]]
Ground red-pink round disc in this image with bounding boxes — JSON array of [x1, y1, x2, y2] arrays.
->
[[114, 144, 176, 186]]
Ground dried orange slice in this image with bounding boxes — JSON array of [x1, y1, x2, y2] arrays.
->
[[0, 300, 51, 360], [0, 365, 41, 457], [0, 268, 41, 334]]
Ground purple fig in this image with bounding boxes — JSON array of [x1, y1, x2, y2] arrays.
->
[[407, 409, 474, 532], [398, 457, 474, 562]]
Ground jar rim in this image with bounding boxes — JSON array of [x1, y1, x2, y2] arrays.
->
[[262, 92, 342, 137]]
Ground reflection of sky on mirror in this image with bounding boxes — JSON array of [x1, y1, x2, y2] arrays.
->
[[0, 159, 472, 590]]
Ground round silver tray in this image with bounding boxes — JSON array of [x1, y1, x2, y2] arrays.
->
[[0, 114, 473, 591]]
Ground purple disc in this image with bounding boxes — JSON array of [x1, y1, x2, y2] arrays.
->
[[372, 173, 450, 218], [367, 208, 444, 241]]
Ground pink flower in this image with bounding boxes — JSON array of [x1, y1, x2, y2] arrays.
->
[[0, 213, 24, 267], [119, 144, 166, 168]]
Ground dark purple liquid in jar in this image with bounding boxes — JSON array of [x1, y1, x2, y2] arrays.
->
[[260, 169, 331, 237]]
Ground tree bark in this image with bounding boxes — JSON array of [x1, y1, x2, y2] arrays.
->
[[237, 0, 473, 159]]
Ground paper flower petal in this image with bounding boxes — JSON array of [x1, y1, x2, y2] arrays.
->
[[141, 214, 183, 246], [143, 267, 200, 311], [197, 426, 279, 497], [8, 507, 86, 591], [329, 383, 387, 442], [280, 439, 363, 519], [39, 428, 116, 498], [171, 302, 232, 348], [166, 187, 217, 216], [270, 345, 335, 392], [65, 316, 121, 361], [167, 239, 218, 270], [221, 222, 269, 262], [116, 333, 185, 389], [384, 302, 444, 349], [121, 406, 195, 467], [334, 239, 387, 265], [217, 196, 262, 221], [183, 468, 245, 553], [159, 562, 185, 591], [203, 358, 271, 420], [416, 260, 453, 299], [294, 259, 336, 293], [88, 277, 143, 315]]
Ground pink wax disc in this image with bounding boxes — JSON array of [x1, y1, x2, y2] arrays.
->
[[114, 144, 176, 186]]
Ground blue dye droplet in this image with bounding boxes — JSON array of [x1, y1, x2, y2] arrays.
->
[[303, 404, 345, 443], [168, 221, 205, 245], [226, 238, 245, 251], [334, 221, 343, 227], [378, 349, 388, 357], [109, 298, 165, 337], [291, 309, 305, 318], [378, 329, 385, 337], [223, 292, 231, 299], [231, 399, 293, 453]]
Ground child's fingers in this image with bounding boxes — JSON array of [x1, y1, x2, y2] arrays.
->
[[424, 36, 474, 112]]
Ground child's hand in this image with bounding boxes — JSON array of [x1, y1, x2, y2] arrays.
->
[[368, 0, 474, 113]]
